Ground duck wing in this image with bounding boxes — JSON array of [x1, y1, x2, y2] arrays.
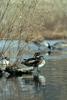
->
[[24, 58, 35, 62], [21, 58, 36, 66]]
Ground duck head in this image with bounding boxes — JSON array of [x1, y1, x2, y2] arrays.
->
[[34, 52, 41, 58], [4, 57, 9, 61]]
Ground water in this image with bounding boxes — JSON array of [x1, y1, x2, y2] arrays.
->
[[0, 40, 67, 100]]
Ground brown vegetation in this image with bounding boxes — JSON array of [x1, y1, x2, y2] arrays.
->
[[0, 30, 67, 41], [0, 0, 67, 41]]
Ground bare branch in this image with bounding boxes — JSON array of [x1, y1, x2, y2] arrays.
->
[[0, 0, 10, 23]]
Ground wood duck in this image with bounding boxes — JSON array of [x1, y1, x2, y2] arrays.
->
[[21, 52, 45, 68]]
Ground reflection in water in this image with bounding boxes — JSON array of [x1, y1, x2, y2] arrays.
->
[[0, 76, 46, 100]]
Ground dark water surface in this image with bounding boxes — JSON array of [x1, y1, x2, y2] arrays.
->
[[0, 40, 67, 100]]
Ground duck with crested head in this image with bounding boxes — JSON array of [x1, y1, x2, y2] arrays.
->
[[21, 52, 46, 69]]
